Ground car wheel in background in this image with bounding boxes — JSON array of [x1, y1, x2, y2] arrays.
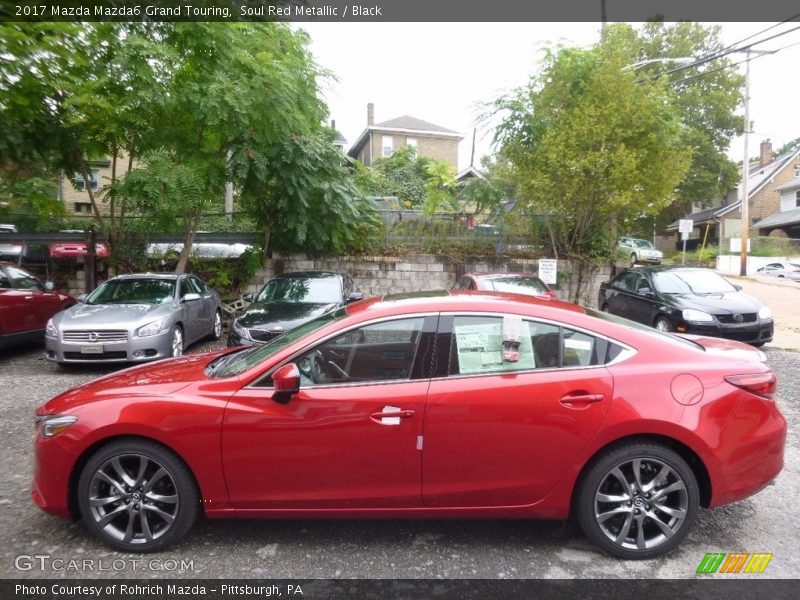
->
[[171, 326, 183, 357], [210, 310, 222, 341], [77, 439, 199, 553], [630, 253, 638, 267], [655, 317, 673, 332], [575, 442, 699, 559]]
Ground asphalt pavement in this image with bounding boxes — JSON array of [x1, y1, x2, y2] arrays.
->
[[1, 341, 798, 579]]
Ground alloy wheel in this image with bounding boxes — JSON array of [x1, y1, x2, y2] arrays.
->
[[655, 318, 673, 332], [171, 327, 183, 357], [213, 312, 222, 339], [592, 457, 689, 552], [86, 454, 179, 545]]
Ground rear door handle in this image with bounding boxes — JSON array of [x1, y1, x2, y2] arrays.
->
[[560, 393, 605, 407], [370, 406, 415, 425]]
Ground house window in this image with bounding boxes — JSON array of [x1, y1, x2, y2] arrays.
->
[[406, 137, 417, 156], [74, 170, 99, 191], [382, 135, 393, 157], [796, 191, 800, 208], [74, 202, 92, 214], [794, 165, 800, 178]]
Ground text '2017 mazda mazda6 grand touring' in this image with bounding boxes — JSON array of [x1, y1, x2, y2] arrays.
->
[[32, 291, 786, 559]]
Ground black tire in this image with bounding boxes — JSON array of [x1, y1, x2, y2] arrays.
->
[[575, 441, 699, 559], [209, 310, 223, 341], [601, 304, 610, 313], [77, 438, 199, 553], [654, 317, 673, 333]]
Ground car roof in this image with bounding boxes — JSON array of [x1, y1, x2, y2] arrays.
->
[[466, 272, 540, 280], [623, 266, 712, 275], [271, 271, 344, 280], [109, 273, 184, 281]]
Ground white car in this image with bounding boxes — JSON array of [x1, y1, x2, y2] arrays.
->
[[619, 237, 663, 266], [756, 261, 800, 282]]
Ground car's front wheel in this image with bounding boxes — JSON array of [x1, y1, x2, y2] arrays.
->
[[655, 317, 673, 332], [210, 310, 222, 341], [77, 439, 199, 552], [171, 325, 183, 357], [575, 442, 699, 559]]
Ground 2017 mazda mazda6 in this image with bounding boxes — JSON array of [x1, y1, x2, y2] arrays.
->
[[32, 291, 786, 559]]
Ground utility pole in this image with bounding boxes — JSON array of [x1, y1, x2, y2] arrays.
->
[[740, 50, 751, 276], [224, 149, 234, 219]]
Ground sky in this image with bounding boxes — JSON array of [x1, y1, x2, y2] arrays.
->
[[297, 22, 800, 171]]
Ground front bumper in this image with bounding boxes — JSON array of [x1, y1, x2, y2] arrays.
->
[[45, 330, 173, 363], [678, 319, 773, 345]]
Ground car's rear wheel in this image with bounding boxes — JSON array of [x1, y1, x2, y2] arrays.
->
[[171, 326, 183, 357], [210, 310, 222, 341], [575, 442, 699, 559], [77, 439, 199, 552], [655, 317, 673, 332]]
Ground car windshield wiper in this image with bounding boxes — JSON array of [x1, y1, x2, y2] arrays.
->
[[205, 347, 250, 376]]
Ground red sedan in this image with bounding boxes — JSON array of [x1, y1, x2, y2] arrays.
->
[[453, 272, 558, 299], [32, 291, 785, 559], [0, 261, 74, 350]]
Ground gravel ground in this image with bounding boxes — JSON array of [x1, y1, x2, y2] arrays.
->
[[0, 341, 798, 580]]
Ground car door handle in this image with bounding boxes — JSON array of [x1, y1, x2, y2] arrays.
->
[[560, 393, 604, 407], [370, 407, 415, 425]]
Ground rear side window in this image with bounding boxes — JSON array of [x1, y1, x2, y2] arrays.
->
[[445, 315, 618, 376]]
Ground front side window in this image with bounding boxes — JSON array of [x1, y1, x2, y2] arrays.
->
[[5, 266, 40, 290], [612, 271, 640, 292], [295, 317, 427, 386], [190, 277, 207, 294], [86, 279, 176, 305]]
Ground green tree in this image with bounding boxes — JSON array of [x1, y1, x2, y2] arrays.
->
[[494, 41, 691, 303], [604, 23, 744, 227]]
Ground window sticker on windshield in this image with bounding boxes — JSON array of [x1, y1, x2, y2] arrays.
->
[[455, 320, 535, 374]]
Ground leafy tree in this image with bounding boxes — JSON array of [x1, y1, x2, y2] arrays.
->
[[457, 156, 517, 216], [421, 161, 457, 215], [493, 41, 691, 303], [775, 137, 800, 157], [604, 23, 744, 227]]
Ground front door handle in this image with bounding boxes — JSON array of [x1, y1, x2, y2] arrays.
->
[[370, 406, 415, 425], [560, 392, 604, 408]]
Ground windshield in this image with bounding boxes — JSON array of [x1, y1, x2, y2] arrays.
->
[[632, 239, 654, 249], [652, 270, 737, 294], [489, 277, 548, 295], [256, 277, 342, 304], [86, 279, 176, 305], [207, 308, 348, 378], [585, 308, 703, 351]]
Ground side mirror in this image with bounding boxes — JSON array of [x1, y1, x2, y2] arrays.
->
[[637, 287, 654, 297], [733, 284, 743, 291], [182, 292, 201, 302], [242, 292, 255, 303], [272, 363, 300, 404], [347, 291, 364, 303], [77, 293, 88, 302], [41, 281, 54, 291]]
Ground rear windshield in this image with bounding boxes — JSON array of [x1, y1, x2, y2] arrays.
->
[[488, 277, 548, 295]]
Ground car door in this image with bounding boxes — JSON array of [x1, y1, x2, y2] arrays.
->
[[422, 315, 614, 507], [605, 271, 639, 318], [189, 276, 213, 335], [0, 266, 32, 335], [5, 265, 60, 331], [626, 272, 659, 325], [221, 315, 438, 509], [177, 276, 203, 343]]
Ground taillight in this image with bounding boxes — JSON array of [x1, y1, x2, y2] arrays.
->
[[724, 372, 777, 399]]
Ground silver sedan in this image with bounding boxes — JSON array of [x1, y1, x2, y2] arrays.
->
[[756, 260, 800, 282], [45, 273, 222, 364]]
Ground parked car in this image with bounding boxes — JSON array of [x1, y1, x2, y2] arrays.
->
[[0, 225, 26, 263], [619, 237, 663, 266], [756, 260, 800, 282], [49, 242, 110, 259], [0, 262, 74, 350], [33, 291, 785, 558], [45, 273, 222, 364], [453, 272, 557, 299], [228, 271, 362, 346], [598, 267, 773, 345]]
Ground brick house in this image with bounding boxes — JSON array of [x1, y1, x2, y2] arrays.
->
[[347, 103, 463, 169], [669, 140, 800, 245], [57, 158, 114, 217]]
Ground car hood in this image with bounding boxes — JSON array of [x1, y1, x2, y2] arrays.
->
[[55, 301, 174, 327], [38, 349, 230, 414], [665, 292, 763, 315], [237, 301, 337, 330]]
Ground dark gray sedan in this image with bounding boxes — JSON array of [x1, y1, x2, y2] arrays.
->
[[45, 273, 222, 364]]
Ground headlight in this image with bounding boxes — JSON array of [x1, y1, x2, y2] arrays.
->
[[682, 309, 714, 322], [45, 319, 57, 338], [758, 306, 773, 320], [232, 319, 251, 340], [35, 414, 77, 438], [136, 319, 169, 337]]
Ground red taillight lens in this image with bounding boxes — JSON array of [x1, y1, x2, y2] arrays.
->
[[724, 372, 777, 399]]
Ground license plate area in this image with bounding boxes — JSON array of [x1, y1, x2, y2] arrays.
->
[[80, 345, 104, 354]]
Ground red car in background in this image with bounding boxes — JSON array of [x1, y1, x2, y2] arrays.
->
[[49, 242, 110, 259], [0, 261, 74, 350], [32, 292, 785, 558], [453, 272, 558, 299]]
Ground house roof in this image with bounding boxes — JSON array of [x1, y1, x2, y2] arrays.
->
[[332, 130, 347, 145], [671, 148, 800, 227], [456, 165, 485, 183], [752, 206, 800, 230], [347, 114, 463, 159], [774, 177, 800, 193]]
